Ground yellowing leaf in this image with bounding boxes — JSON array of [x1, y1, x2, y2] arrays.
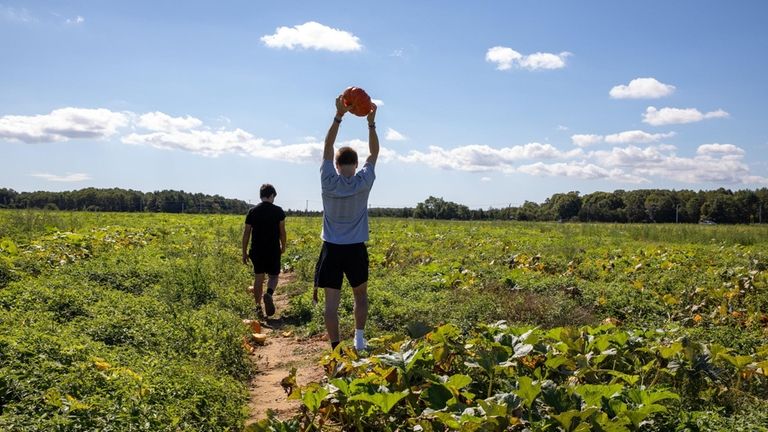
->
[[94, 360, 111, 371], [662, 294, 680, 305]]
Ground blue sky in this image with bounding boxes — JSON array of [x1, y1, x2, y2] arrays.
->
[[2, 1, 767, 210]]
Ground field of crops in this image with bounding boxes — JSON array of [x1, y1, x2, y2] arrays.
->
[[1, 210, 767, 431]]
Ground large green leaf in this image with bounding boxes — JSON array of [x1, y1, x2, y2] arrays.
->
[[515, 376, 541, 409], [0, 238, 18, 255], [477, 399, 508, 417], [377, 347, 427, 373], [624, 404, 668, 428], [444, 374, 473, 392], [626, 388, 679, 406], [551, 409, 583, 430], [422, 383, 452, 409], [328, 378, 350, 396], [432, 411, 462, 429], [657, 342, 682, 359], [349, 389, 409, 413], [300, 387, 328, 413], [572, 384, 623, 408], [512, 343, 534, 359], [718, 353, 754, 369]]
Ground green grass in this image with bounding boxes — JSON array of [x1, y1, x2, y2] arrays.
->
[[1, 210, 767, 431]]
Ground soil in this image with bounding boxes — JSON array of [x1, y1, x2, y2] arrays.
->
[[244, 274, 327, 426]]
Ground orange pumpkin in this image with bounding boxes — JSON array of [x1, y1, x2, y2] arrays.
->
[[251, 333, 267, 346], [342, 87, 372, 117], [243, 319, 261, 333]]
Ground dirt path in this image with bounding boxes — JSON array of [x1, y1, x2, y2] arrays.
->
[[245, 274, 327, 426]]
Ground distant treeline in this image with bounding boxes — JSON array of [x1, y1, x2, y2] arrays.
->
[[401, 188, 768, 224], [0, 188, 250, 214], [2, 187, 767, 223]]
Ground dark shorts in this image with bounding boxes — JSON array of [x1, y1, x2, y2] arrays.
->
[[249, 250, 281, 276], [314, 242, 368, 289]]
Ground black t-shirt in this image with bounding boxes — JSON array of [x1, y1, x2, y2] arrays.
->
[[245, 202, 286, 255]]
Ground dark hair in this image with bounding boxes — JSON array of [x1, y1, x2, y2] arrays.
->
[[260, 184, 277, 198], [336, 146, 358, 165]]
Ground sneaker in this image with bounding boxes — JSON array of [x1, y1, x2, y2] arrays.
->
[[254, 307, 265, 320], [263, 293, 275, 317], [354, 338, 367, 351]]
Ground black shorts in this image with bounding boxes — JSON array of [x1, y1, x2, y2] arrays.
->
[[250, 251, 281, 276], [314, 242, 368, 289]]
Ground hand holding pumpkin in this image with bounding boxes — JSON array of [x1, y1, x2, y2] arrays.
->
[[335, 95, 350, 117]]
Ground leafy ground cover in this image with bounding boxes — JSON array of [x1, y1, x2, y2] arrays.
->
[[0, 211, 255, 431], [266, 218, 768, 431], [260, 322, 768, 431], [1, 211, 767, 431]]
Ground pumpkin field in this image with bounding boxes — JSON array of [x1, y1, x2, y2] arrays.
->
[[1, 210, 767, 431]]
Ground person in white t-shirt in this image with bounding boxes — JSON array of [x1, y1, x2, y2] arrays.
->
[[313, 94, 378, 350]]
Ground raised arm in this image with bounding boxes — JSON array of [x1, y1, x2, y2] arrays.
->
[[366, 103, 379, 165], [324, 95, 350, 161]]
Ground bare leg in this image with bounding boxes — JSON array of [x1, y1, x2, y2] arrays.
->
[[351, 282, 368, 331], [323, 288, 342, 345], [253, 273, 265, 310], [263, 274, 279, 316], [266, 274, 279, 294]]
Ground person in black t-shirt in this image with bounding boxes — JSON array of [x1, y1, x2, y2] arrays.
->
[[241, 184, 286, 317]]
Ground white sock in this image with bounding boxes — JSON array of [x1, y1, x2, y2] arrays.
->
[[354, 329, 366, 349]]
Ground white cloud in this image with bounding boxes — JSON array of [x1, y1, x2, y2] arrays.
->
[[557, 125, 569, 131], [592, 145, 673, 167], [485, 47, 521, 70], [0, 108, 130, 143], [485, 46, 570, 71], [519, 52, 571, 70], [591, 143, 768, 185], [0, 5, 36, 23], [610, 78, 675, 99], [31, 172, 91, 182], [124, 122, 337, 162], [395, 139, 766, 185], [571, 134, 604, 147], [261, 21, 362, 52], [573, 130, 676, 147], [696, 143, 745, 157], [604, 130, 676, 144], [7, 106, 764, 186], [137, 112, 203, 132], [124, 128, 284, 158], [390, 49, 403, 57], [634, 155, 758, 184], [516, 162, 649, 183], [400, 143, 582, 172], [122, 126, 396, 163], [643, 106, 729, 126], [385, 128, 406, 141], [480, 177, 492, 182], [66, 15, 84, 25], [371, 99, 384, 107]]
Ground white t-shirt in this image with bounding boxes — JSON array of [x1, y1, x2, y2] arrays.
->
[[320, 159, 376, 244]]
